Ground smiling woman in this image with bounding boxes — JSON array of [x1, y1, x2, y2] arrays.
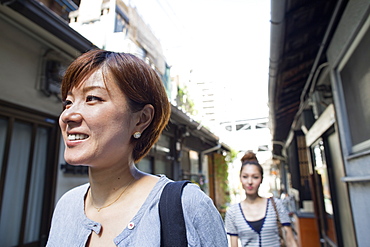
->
[[46, 49, 228, 247]]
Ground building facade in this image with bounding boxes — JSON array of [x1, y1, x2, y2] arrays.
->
[[269, 0, 369, 246], [0, 1, 230, 246]]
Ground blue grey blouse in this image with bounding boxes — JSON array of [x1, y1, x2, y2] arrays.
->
[[46, 176, 228, 246]]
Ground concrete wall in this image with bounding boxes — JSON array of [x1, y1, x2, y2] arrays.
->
[[0, 4, 89, 205], [327, 1, 370, 246]]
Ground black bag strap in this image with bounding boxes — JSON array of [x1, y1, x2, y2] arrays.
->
[[159, 180, 190, 247]]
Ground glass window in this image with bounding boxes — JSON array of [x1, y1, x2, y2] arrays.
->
[[156, 135, 171, 152], [154, 156, 172, 178], [189, 150, 199, 175], [137, 156, 153, 174], [114, 12, 128, 33], [311, 138, 337, 244], [339, 24, 370, 152], [313, 140, 333, 215], [24, 127, 48, 243], [0, 121, 32, 246], [0, 118, 7, 176], [0, 104, 58, 246]]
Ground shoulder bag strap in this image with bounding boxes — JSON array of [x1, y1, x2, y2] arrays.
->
[[159, 180, 190, 247], [270, 197, 286, 247]]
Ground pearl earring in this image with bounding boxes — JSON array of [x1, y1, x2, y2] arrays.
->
[[133, 132, 141, 139]]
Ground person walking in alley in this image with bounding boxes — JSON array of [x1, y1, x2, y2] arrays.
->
[[46, 49, 228, 246], [225, 151, 297, 247]]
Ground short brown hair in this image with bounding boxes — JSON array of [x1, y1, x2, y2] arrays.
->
[[61, 49, 171, 162]]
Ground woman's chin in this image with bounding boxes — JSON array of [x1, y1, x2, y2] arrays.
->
[[245, 191, 257, 196], [64, 156, 88, 166]]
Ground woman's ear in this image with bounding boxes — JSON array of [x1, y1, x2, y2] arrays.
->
[[135, 104, 154, 133]]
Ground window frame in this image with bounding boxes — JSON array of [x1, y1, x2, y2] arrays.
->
[[0, 101, 59, 246]]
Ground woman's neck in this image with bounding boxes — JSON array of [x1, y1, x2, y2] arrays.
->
[[244, 193, 261, 203], [87, 162, 142, 205]]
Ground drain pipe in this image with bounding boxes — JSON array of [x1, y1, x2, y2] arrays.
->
[[269, 0, 286, 140], [201, 143, 222, 156]]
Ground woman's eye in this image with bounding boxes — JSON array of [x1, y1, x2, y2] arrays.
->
[[86, 95, 103, 102], [62, 100, 72, 108]]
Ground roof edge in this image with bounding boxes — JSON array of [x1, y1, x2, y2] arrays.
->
[[2, 0, 96, 53]]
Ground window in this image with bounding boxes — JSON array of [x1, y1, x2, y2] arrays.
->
[[137, 156, 153, 174], [115, 11, 128, 33], [0, 103, 59, 246], [339, 18, 370, 152]]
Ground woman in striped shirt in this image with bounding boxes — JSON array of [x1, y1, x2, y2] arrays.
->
[[225, 151, 297, 247]]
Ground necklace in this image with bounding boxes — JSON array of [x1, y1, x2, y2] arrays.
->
[[90, 178, 135, 212]]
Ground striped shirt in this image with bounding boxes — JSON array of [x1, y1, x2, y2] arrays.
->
[[225, 198, 291, 247]]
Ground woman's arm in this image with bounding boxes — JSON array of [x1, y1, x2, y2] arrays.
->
[[229, 235, 239, 247], [283, 226, 298, 247], [182, 184, 228, 246]]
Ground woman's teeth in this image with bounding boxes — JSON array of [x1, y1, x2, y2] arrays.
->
[[67, 134, 88, 140]]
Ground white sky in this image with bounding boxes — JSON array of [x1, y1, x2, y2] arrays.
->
[[130, 0, 271, 121]]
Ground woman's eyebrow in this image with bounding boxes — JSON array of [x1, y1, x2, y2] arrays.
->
[[66, 86, 107, 97], [82, 86, 107, 93]]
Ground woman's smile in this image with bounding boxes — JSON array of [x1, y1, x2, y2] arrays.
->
[[59, 70, 138, 167], [67, 133, 89, 141], [65, 133, 90, 148]]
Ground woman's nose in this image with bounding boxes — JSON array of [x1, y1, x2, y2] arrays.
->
[[60, 106, 83, 124]]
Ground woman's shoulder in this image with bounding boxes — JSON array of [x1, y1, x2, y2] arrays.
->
[[158, 178, 216, 213], [159, 177, 204, 199], [227, 202, 241, 211], [61, 183, 89, 197], [225, 202, 242, 218], [55, 183, 89, 208], [181, 182, 217, 213], [181, 182, 206, 201]]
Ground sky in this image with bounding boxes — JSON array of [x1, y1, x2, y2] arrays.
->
[[129, 1, 273, 194], [130, 0, 271, 122]]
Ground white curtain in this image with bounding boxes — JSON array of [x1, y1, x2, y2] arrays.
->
[[24, 127, 48, 243], [0, 121, 31, 246]]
